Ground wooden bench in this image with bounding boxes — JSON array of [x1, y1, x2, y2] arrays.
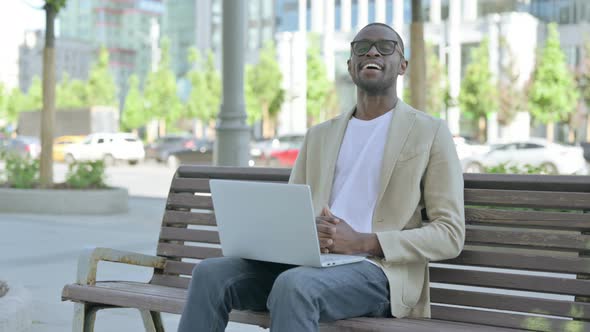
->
[[62, 165, 590, 331]]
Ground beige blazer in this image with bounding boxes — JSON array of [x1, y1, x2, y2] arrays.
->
[[289, 100, 465, 319]]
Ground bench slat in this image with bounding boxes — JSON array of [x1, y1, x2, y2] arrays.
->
[[164, 261, 197, 276], [442, 249, 590, 274], [163, 210, 216, 226], [170, 178, 211, 193], [151, 274, 191, 289], [464, 189, 590, 210], [465, 227, 590, 251], [463, 173, 590, 193], [430, 266, 590, 297], [465, 208, 590, 231], [431, 304, 590, 332], [166, 193, 213, 210], [431, 288, 590, 319], [160, 227, 220, 244], [177, 166, 291, 182], [157, 243, 222, 260]]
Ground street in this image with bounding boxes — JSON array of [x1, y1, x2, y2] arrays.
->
[[0, 161, 264, 332]]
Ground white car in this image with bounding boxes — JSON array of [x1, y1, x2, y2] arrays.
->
[[462, 138, 587, 175], [64, 133, 145, 165], [453, 136, 490, 161]]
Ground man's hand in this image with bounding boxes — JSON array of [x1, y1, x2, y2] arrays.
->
[[316, 206, 362, 255]]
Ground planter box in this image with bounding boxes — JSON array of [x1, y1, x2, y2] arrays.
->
[[0, 187, 128, 214]]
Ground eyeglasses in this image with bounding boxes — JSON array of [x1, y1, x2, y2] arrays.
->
[[350, 39, 401, 56]]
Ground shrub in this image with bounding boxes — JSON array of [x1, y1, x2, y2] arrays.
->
[[485, 163, 548, 175], [66, 160, 107, 189], [3, 153, 39, 189]]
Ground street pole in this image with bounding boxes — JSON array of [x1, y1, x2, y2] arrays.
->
[[215, 0, 250, 166]]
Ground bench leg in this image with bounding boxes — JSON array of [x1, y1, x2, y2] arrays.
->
[[72, 303, 99, 332], [140, 310, 165, 332]]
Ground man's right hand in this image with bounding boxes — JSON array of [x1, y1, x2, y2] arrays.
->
[[316, 206, 339, 253]]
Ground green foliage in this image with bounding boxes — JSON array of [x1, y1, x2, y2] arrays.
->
[[425, 44, 449, 116], [4, 88, 29, 122], [307, 34, 333, 124], [45, 0, 67, 11], [25, 76, 43, 111], [185, 48, 220, 123], [87, 47, 118, 107], [576, 41, 590, 108], [2, 154, 39, 189], [459, 39, 498, 121], [528, 23, 579, 124], [245, 42, 285, 125], [57, 72, 88, 109], [121, 75, 147, 131], [144, 38, 183, 126], [498, 39, 527, 125], [485, 162, 549, 175], [65, 160, 107, 189]]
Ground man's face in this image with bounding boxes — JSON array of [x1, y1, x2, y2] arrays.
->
[[347, 25, 407, 95]]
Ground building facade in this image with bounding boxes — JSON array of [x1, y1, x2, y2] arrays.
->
[[58, 0, 165, 104], [19, 30, 93, 92]]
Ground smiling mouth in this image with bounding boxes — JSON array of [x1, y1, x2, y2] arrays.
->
[[361, 63, 383, 71]]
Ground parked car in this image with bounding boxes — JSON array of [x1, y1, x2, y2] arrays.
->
[[53, 135, 86, 162], [453, 136, 490, 161], [1, 136, 41, 159], [462, 138, 587, 175], [63, 133, 145, 165], [250, 135, 304, 167], [145, 135, 199, 163], [166, 139, 214, 169]]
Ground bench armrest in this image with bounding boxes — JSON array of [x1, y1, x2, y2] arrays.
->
[[76, 247, 166, 285]]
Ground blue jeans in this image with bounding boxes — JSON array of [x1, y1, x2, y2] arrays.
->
[[177, 257, 391, 332]]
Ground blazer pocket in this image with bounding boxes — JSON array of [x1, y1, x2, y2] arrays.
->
[[402, 262, 426, 308], [397, 146, 429, 162]]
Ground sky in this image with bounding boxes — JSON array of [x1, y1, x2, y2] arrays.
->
[[0, 0, 46, 88]]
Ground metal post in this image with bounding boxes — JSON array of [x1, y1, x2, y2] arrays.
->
[[215, 0, 250, 166]]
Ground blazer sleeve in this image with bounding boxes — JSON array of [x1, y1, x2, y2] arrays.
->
[[375, 120, 465, 264], [288, 130, 310, 185]]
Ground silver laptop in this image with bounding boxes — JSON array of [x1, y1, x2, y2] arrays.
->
[[209, 179, 366, 267]]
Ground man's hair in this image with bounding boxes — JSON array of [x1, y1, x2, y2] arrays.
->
[[354, 22, 405, 55]]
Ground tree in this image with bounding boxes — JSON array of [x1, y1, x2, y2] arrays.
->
[[40, 0, 67, 188], [306, 35, 332, 126], [409, 0, 426, 111], [575, 41, 590, 141], [528, 23, 579, 142], [56, 72, 88, 109], [185, 48, 221, 126], [497, 39, 527, 126], [121, 75, 146, 132], [246, 42, 285, 137], [87, 47, 117, 107], [5, 88, 28, 123], [25, 76, 43, 111], [424, 44, 449, 117], [459, 38, 498, 142], [144, 38, 183, 135]]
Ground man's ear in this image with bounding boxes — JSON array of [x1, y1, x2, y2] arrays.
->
[[398, 59, 408, 75], [347, 59, 352, 75]]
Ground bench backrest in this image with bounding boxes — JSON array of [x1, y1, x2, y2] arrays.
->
[[154, 166, 590, 331]]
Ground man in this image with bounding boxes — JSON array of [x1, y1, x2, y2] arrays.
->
[[178, 23, 465, 332]]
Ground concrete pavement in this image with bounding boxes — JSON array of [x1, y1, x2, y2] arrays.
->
[[0, 196, 265, 331]]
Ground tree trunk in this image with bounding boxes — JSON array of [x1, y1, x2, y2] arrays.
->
[[546, 122, 554, 142], [40, 4, 57, 188], [409, 0, 426, 111], [478, 116, 487, 143]]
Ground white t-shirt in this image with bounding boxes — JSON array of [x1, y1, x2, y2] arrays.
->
[[329, 111, 392, 233]]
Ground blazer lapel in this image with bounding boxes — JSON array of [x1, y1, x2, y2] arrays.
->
[[320, 107, 356, 205], [376, 100, 417, 205]]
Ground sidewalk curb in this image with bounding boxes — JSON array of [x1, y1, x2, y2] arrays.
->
[[0, 283, 32, 332]]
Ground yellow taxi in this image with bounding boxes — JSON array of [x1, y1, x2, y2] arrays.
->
[[53, 135, 86, 162]]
